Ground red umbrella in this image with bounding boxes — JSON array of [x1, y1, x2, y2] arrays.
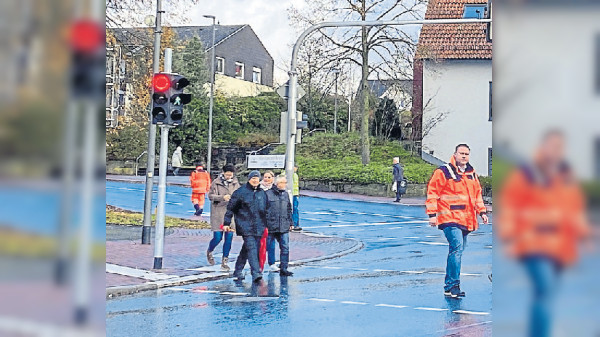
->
[[259, 228, 268, 272]]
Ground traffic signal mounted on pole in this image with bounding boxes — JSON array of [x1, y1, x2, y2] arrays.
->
[[69, 20, 105, 99], [151, 73, 192, 126]]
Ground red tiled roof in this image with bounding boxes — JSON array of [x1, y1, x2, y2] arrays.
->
[[416, 0, 491, 60]]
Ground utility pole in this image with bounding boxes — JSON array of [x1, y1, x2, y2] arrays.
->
[[204, 15, 216, 174], [141, 0, 163, 244]]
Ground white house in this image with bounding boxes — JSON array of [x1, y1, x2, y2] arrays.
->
[[412, 0, 492, 175]]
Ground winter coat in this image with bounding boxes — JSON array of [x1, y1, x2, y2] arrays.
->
[[265, 187, 293, 234], [207, 175, 240, 231], [172, 150, 183, 167], [223, 182, 267, 237], [393, 163, 404, 182], [426, 156, 487, 232], [190, 170, 211, 194]]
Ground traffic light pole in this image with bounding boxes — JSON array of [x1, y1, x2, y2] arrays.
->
[[153, 124, 171, 269], [284, 18, 491, 197], [142, 0, 163, 244]]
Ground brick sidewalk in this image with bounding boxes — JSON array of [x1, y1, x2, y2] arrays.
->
[[106, 228, 360, 289]]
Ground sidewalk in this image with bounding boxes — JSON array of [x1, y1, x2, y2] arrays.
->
[[106, 226, 362, 298]]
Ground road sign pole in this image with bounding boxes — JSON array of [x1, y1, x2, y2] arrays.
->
[[142, 0, 163, 244], [284, 74, 298, 201], [153, 124, 170, 269]]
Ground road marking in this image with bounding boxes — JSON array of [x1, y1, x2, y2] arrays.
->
[[302, 221, 408, 229], [374, 269, 395, 272], [340, 301, 369, 305], [165, 201, 182, 205], [415, 307, 448, 312], [400, 270, 426, 274], [417, 241, 449, 246], [193, 290, 220, 294], [106, 263, 178, 281], [220, 292, 249, 296], [425, 235, 439, 238], [375, 304, 408, 309], [351, 268, 369, 271], [404, 236, 420, 239], [321, 266, 343, 269], [389, 227, 404, 229], [453, 310, 490, 315], [308, 298, 336, 302]]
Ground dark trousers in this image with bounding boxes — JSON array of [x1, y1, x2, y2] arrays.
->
[[395, 181, 403, 200], [267, 232, 290, 270], [234, 235, 262, 279]]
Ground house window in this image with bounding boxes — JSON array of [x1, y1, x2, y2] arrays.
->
[[235, 62, 244, 79], [463, 5, 486, 19], [489, 81, 492, 121], [488, 148, 493, 176], [252, 67, 262, 84], [216, 57, 224, 74]]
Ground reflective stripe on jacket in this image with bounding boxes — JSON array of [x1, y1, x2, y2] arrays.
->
[[426, 156, 486, 232], [190, 170, 211, 194]]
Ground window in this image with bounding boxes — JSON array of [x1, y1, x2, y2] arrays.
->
[[463, 5, 486, 19], [216, 57, 224, 74], [488, 148, 493, 176], [489, 81, 492, 121], [252, 67, 262, 84], [235, 62, 244, 79]]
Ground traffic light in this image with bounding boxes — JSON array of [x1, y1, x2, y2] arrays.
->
[[69, 20, 105, 99], [151, 73, 170, 124], [167, 75, 191, 126], [295, 112, 308, 144], [151, 73, 191, 126]]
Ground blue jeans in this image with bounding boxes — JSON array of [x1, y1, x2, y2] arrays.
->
[[267, 232, 290, 270], [207, 231, 233, 258], [522, 256, 561, 337], [443, 226, 468, 291], [292, 196, 300, 227], [234, 235, 262, 279]]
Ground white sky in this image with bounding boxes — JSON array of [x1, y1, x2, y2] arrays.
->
[[189, 0, 301, 85]]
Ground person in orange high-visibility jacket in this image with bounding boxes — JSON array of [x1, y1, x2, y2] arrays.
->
[[497, 130, 590, 337], [426, 144, 488, 298], [190, 164, 211, 216]]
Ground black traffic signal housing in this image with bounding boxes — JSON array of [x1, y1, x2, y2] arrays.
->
[[69, 20, 105, 99], [167, 75, 191, 126]]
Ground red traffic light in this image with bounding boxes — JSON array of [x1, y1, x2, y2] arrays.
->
[[153, 74, 171, 92], [69, 20, 104, 53]]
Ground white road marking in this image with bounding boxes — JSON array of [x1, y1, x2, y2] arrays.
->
[[375, 304, 408, 309], [404, 236, 420, 239], [389, 227, 404, 229], [340, 301, 369, 305], [453, 310, 490, 315], [106, 263, 178, 281], [400, 271, 426, 274], [220, 292, 249, 296], [308, 298, 336, 302], [321, 266, 343, 269], [374, 269, 396, 272], [417, 241, 449, 246], [302, 221, 408, 229], [193, 290, 220, 294], [415, 307, 448, 312], [165, 201, 182, 205]]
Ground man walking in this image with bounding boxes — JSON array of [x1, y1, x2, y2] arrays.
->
[[392, 157, 404, 202], [224, 170, 267, 283], [171, 146, 183, 176], [265, 175, 294, 276], [426, 144, 488, 298]]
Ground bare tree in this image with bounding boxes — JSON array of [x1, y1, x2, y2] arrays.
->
[[106, 0, 202, 27], [289, 0, 426, 165]]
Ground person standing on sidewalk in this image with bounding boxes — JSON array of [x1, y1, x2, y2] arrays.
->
[[498, 130, 590, 337], [171, 146, 183, 176], [265, 175, 294, 276], [224, 170, 267, 283], [206, 164, 240, 271], [260, 170, 276, 271], [260, 171, 274, 191], [190, 164, 211, 216], [426, 144, 488, 298], [291, 165, 302, 231], [392, 157, 404, 202]]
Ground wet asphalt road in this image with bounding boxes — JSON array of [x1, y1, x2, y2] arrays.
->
[[106, 181, 492, 337]]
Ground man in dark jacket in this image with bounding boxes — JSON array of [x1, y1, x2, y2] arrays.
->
[[265, 175, 294, 276], [392, 157, 404, 202], [223, 170, 267, 283]]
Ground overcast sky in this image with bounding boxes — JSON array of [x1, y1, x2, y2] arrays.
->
[[189, 0, 301, 85]]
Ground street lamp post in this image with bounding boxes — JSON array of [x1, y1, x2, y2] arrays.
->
[[332, 68, 340, 134], [204, 15, 216, 174]]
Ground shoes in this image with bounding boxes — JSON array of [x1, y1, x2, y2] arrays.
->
[[280, 270, 294, 276], [221, 257, 230, 271], [393, 199, 401, 202], [207, 250, 215, 265], [253, 275, 263, 283], [232, 271, 244, 281], [444, 286, 465, 298], [291, 227, 303, 232], [269, 264, 280, 272]]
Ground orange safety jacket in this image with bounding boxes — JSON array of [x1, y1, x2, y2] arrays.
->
[[497, 162, 589, 266], [190, 170, 211, 194], [426, 156, 487, 232]]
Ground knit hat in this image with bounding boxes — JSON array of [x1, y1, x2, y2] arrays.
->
[[248, 170, 261, 180]]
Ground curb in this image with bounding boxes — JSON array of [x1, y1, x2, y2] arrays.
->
[[106, 233, 363, 299]]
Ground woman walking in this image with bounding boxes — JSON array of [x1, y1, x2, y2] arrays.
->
[[206, 164, 240, 270]]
